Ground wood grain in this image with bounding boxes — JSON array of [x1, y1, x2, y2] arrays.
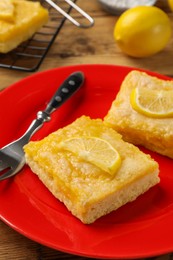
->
[[0, 0, 173, 259]]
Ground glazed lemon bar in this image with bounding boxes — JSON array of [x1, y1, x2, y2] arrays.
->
[[24, 116, 159, 224], [104, 70, 173, 158], [0, 0, 14, 22], [0, 0, 49, 53]]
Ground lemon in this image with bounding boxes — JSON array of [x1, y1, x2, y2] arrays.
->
[[0, 0, 14, 22], [168, 0, 173, 11], [130, 87, 173, 118], [114, 6, 172, 57], [59, 137, 121, 175]]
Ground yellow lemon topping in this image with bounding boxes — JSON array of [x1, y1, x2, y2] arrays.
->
[[59, 137, 121, 175], [0, 0, 14, 22], [114, 6, 172, 58], [130, 87, 173, 118]]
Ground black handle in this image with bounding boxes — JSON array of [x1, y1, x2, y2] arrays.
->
[[21, 71, 85, 141], [45, 71, 84, 114]]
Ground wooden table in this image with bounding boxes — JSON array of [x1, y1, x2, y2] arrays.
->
[[0, 0, 173, 259]]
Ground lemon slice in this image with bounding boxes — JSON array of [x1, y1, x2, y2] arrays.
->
[[130, 87, 173, 118], [0, 0, 14, 22], [59, 137, 121, 175]]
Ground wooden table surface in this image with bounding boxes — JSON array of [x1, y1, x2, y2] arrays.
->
[[0, 0, 173, 259]]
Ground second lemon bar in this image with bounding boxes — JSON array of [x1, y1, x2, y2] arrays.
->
[[104, 70, 173, 158]]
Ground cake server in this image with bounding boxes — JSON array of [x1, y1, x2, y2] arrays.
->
[[0, 71, 84, 181]]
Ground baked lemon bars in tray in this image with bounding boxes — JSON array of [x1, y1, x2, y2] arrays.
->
[[0, 0, 76, 72]]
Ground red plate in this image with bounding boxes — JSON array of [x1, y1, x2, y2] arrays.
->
[[0, 64, 173, 259]]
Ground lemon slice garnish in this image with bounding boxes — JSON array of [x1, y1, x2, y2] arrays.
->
[[59, 137, 121, 175], [130, 87, 173, 118], [0, 0, 14, 22]]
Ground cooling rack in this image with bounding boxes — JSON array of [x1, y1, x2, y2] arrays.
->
[[0, 0, 76, 72]]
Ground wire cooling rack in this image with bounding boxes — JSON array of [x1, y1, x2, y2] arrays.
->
[[0, 0, 76, 72]]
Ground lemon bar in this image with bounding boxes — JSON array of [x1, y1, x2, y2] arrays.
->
[[0, 0, 49, 53], [24, 116, 159, 224], [104, 70, 173, 158], [0, 0, 14, 22]]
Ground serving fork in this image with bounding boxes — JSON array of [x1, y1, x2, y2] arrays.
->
[[0, 71, 84, 181]]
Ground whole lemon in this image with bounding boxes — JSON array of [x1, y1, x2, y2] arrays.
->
[[168, 0, 173, 11], [114, 6, 172, 58]]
